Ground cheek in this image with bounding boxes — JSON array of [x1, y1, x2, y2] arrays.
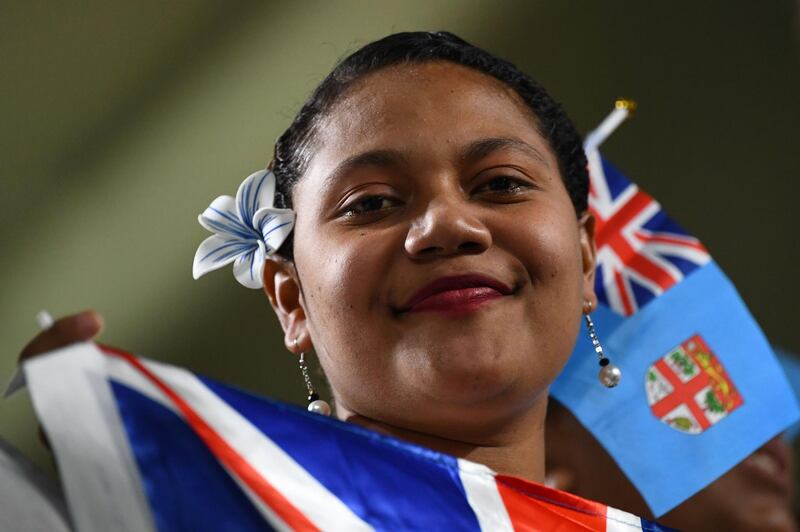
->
[[294, 222, 409, 411], [293, 219, 400, 358], [493, 205, 585, 363], [499, 206, 584, 293], [297, 226, 393, 309]]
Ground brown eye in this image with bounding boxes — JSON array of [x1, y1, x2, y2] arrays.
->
[[342, 195, 399, 217], [474, 175, 532, 196], [488, 176, 521, 192]]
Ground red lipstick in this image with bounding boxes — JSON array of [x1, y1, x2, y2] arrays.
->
[[400, 275, 513, 315]]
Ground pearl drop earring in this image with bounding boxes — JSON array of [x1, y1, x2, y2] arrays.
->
[[583, 301, 622, 388], [294, 339, 331, 416]]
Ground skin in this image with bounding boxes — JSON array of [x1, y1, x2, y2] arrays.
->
[[19, 62, 597, 485], [546, 402, 798, 531], [262, 61, 597, 481]]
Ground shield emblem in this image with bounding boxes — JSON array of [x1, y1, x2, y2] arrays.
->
[[645, 335, 743, 434]]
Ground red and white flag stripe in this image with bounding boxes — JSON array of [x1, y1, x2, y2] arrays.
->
[[24, 343, 651, 532]]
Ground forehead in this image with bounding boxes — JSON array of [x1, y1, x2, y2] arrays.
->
[[307, 62, 554, 171]]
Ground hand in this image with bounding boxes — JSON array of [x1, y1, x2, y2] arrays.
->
[[18, 310, 104, 364], [17, 310, 104, 449]]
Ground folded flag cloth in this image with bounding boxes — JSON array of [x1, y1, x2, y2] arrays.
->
[[23, 343, 671, 531], [551, 106, 799, 517]]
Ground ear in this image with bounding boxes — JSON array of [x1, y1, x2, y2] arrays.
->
[[578, 211, 598, 311], [262, 258, 313, 354]]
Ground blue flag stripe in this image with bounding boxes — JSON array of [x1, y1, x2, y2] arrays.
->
[[201, 378, 483, 531], [111, 381, 274, 531]]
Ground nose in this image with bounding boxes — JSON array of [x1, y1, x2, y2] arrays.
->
[[404, 197, 492, 260]]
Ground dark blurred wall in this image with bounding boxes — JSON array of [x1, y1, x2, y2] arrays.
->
[[1, 1, 797, 474]]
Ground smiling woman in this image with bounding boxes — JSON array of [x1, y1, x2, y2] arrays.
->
[[19, 31, 655, 528], [262, 32, 597, 482]]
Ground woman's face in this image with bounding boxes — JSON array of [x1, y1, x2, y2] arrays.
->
[[282, 62, 595, 441]]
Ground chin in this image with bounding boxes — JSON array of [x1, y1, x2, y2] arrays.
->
[[404, 342, 546, 410]]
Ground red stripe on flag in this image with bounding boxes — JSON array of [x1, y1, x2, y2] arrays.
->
[[621, 245, 677, 291], [495, 475, 609, 531], [637, 231, 707, 253], [99, 345, 319, 532], [594, 189, 651, 246], [605, 231, 676, 292], [613, 270, 636, 316]]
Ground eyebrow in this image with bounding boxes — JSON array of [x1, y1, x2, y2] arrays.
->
[[323, 136, 549, 189], [323, 149, 407, 190], [461, 136, 549, 168]]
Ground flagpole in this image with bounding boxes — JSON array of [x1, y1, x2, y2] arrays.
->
[[584, 99, 637, 151]]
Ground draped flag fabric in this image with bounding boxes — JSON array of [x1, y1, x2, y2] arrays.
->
[[550, 113, 800, 517], [23, 343, 671, 532]]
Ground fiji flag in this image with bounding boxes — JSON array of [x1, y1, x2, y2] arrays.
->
[[23, 342, 671, 532], [550, 101, 800, 517]]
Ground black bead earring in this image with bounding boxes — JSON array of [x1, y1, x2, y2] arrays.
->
[[294, 339, 331, 415], [583, 301, 621, 388]]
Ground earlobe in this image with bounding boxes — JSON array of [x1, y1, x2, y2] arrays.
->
[[262, 259, 312, 354], [579, 212, 598, 309]]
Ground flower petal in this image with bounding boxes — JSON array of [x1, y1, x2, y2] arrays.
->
[[253, 207, 295, 253], [232, 242, 266, 289], [198, 195, 256, 240], [193, 234, 258, 280], [235, 170, 276, 231]]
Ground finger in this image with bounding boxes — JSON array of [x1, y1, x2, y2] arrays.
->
[[18, 310, 104, 363]]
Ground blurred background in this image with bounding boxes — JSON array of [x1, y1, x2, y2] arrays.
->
[[1, 0, 798, 485]]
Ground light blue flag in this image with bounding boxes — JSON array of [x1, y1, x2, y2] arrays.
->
[[551, 105, 800, 517]]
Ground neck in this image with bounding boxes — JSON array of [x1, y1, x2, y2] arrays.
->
[[337, 398, 547, 483]]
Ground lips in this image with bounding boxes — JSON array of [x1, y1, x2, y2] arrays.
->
[[399, 274, 513, 314]]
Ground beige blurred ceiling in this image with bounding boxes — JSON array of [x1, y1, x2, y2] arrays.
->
[[2, 2, 247, 197]]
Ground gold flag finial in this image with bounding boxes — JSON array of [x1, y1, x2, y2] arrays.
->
[[615, 98, 637, 115], [584, 98, 637, 150]]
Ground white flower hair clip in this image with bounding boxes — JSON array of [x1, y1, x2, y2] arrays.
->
[[193, 169, 294, 289]]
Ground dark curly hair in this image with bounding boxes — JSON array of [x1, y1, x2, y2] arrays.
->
[[271, 31, 588, 258]]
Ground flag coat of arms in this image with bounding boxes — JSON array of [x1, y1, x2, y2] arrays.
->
[[645, 335, 744, 434], [23, 343, 671, 532], [551, 106, 799, 517]]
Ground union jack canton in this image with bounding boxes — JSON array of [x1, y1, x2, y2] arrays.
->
[[587, 148, 710, 316]]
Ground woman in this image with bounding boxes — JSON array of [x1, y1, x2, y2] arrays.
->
[[20, 31, 639, 526]]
